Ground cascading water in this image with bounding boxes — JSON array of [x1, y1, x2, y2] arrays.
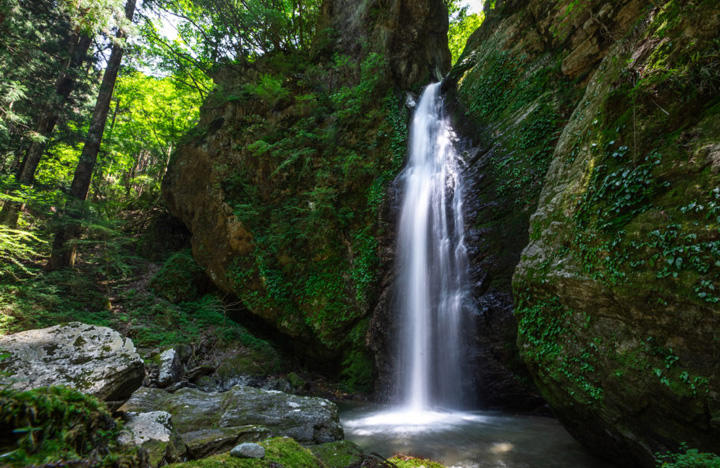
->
[[396, 82, 471, 411], [341, 83, 614, 468]]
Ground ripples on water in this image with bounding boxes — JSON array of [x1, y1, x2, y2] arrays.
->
[[341, 405, 616, 468]]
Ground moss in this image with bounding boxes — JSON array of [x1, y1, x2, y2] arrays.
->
[[0, 386, 141, 467], [456, 46, 578, 209], [149, 249, 206, 304], [167, 437, 322, 468], [210, 51, 408, 364], [516, 294, 604, 404], [309, 440, 364, 468], [389, 455, 446, 468]]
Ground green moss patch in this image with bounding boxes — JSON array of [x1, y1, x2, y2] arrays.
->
[[149, 250, 206, 304], [0, 386, 140, 467], [168, 437, 322, 468], [309, 440, 364, 468]]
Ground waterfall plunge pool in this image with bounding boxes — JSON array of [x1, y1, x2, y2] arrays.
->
[[340, 404, 615, 468]]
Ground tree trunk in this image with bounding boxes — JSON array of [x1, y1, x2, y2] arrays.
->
[[0, 32, 92, 227], [48, 0, 137, 269]]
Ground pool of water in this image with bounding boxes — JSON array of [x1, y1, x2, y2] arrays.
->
[[340, 404, 616, 468]]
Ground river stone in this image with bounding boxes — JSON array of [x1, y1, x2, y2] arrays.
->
[[120, 385, 343, 448], [183, 426, 271, 459], [157, 348, 183, 388], [118, 411, 187, 467], [0, 322, 144, 404], [230, 442, 265, 459]]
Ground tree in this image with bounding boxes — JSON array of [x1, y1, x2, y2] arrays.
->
[[0, 0, 130, 227], [49, 0, 137, 269], [447, 1, 484, 64]]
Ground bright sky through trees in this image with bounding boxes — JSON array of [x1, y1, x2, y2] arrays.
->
[[462, 0, 483, 14]]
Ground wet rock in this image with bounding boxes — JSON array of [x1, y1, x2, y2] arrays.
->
[[118, 411, 187, 467], [157, 348, 183, 388], [120, 385, 343, 451], [183, 426, 270, 459], [0, 323, 144, 406], [230, 442, 265, 459]]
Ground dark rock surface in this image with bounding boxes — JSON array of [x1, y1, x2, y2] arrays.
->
[[120, 384, 343, 454], [452, 0, 720, 465]]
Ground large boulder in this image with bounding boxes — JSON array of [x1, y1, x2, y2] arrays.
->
[[119, 385, 343, 457], [0, 323, 144, 405]]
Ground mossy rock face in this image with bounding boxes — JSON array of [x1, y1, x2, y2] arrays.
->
[[309, 440, 364, 468], [167, 437, 323, 468], [163, 1, 450, 377], [502, 0, 720, 466], [149, 250, 208, 304], [389, 455, 446, 468], [0, 386, 142, 467]]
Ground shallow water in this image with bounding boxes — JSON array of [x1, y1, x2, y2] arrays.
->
[[341, 404, 616, 468]]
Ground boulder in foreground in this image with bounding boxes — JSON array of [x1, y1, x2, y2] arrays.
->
[[0, 322, 144, 405]]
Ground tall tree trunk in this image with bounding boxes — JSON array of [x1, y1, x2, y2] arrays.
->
[[0, 32, 92, 227], [49, 0, 137, 269]]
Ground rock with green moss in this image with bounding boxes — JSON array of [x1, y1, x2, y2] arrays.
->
[[309, 440, 364, 468], [452, 0, 720, 466], [119, 384, 342, 455], [149, 250, 207, 304], [167, 437, 324, 468], [0, 323, 144, 406], [389, 455, 446, 468], [162, 0, 450, 378], [118, 411, 187, 467], [0, 386, 143, 467], [182, 426, 271, 460], [450, 0, 720, 465]]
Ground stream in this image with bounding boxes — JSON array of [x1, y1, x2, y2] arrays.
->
[[341, 404, 615, 468]]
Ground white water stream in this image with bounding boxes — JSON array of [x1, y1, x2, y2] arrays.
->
[[396, 82, 470, 411], [341, 84, 612, 468]]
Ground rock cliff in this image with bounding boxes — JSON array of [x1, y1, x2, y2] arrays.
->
[[450, 0, 720, 464], [163, 0, 450, 388]]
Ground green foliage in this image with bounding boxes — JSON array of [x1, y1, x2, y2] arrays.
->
[[245, 74, 290, 107], [657, 445, 720, 468], [516, 294, 604, 403], [149, 249, 205, 303], [219, 50, 405, 353], [93, 72, 204, 203], [457, 49, 574, 207], [448, 10, 484, 65], [0, 226, 46, 280], [0, 386, 138, 467], [0, 0, 96, 168]]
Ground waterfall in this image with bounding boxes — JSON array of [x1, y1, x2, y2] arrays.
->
[[396, 82, 471, 411]]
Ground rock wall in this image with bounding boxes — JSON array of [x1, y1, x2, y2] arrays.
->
[[451, 0, 720, 464], [163, 0, 450, 389]]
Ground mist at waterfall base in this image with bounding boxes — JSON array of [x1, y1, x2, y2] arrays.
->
[[340, 84, 612, 467]]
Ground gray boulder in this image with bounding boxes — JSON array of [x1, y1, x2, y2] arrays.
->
[[157, 348, 183, 388], [120, 385, 343, 453], [182, 425, 270, 459], [0, 322, 144, 405], [118, 411, 187, 466], [230, 442, 265, 459]]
